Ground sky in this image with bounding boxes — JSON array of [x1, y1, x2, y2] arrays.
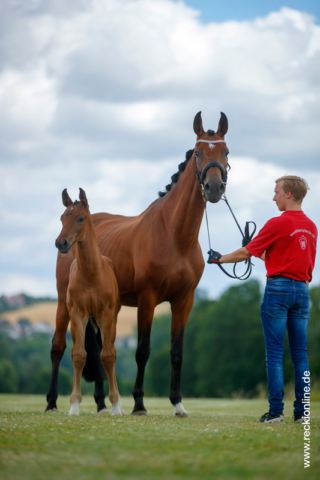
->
[[0, 0, 319, 300]]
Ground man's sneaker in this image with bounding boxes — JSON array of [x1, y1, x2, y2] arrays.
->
[[259, 411, 284, 424], [294, 414, 306, 424]]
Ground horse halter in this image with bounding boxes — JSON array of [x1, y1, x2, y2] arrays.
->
[[194, 139, 230, 201]]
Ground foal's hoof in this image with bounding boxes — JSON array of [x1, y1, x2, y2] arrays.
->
[[112, 404, 125, 416], [131, 410, 148, 416], [45, 407, 58, 413], [69, 401, 80, 416], [98, 408, 109, 415]]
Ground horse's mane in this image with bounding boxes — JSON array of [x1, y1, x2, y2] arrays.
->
[[158, 149, 194, 198]]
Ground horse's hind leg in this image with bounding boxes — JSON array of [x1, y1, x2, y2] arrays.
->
[[83, 321, 108, 413], [46, 297, 69, 411], [99, 308, 124, 416], [132, 292, 157, 415], [69, 313, 88, 416], [170, 294, 194, 417]]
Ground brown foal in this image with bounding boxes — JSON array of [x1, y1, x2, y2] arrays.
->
[[55, 188, 124, 416]]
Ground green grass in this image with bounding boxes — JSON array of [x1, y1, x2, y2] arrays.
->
[[0, 395, 319, 480]]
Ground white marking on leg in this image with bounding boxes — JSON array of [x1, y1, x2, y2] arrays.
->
[[69, 400, 80, 416], [98, 408, 109, 415], [111, 396, 125, 416], [173, 402, 189, 417]]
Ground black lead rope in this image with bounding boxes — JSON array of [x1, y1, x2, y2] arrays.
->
[[216, 197, 256, 280], [195, 151, 257, 281]]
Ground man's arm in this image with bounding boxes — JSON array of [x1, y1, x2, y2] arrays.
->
[[219, 247, 252, 264]]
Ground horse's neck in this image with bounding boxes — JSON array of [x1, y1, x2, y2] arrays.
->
[[162, 154, 205, 245], [76, 216, 102, 278]]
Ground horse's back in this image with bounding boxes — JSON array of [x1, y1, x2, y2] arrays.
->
[[92, 212, 136, 227]]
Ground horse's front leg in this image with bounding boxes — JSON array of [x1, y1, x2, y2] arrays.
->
[[132, 292, 157, 416], [69, 312, 88, 416], [170, 293, 194, 417]]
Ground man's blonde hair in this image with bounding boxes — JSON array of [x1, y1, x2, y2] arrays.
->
[[275, 175, 309, 203]]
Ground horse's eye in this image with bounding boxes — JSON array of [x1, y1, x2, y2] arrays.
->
[[78, 217, 84, 223], [225, 151, 229, 156]]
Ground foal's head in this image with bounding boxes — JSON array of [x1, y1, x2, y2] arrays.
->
[[55, 188, 90, 254], [193, 111, 229, 203]]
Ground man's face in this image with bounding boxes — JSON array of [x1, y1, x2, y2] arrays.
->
[[273, 181, 289, 211]]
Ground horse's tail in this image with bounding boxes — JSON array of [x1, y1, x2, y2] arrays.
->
[[82, 319, 108, 382]]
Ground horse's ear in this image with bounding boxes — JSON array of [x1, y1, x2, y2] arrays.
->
[[79, 188, 88, 208], [62, 189, 73, 207], [193, 111, 205, 137], [217, 112, 228, 137]]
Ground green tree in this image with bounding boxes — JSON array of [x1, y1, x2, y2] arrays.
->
[[308, 285, 320, 381], [0, 359, 19, 393]]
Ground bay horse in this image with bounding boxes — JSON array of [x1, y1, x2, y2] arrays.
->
[[55, 188, 124, 416], [46, 111, 229, 416]]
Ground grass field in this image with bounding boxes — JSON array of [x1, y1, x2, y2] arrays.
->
[[0, 395, 319, 480]]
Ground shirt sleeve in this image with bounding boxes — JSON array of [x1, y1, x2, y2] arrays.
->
[[246, 223, 276, 258]]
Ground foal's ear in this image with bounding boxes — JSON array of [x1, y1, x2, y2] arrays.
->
[[79, 188, 88, 208], [62, 189, 73, 207], [217, 112, 228, 138], [193, 111, 205, 137]]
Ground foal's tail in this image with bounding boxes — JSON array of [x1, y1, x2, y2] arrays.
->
[[82, 319, 108, 382]]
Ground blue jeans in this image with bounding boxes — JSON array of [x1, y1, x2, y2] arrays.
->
[[260, 277, 309, 415]]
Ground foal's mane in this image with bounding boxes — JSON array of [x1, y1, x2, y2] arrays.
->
[[158, 149, 194, 198]]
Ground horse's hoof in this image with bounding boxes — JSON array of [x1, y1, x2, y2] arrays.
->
[[131, 410, 148, 416], [174, 411, 189, 418], [69, 401, 80, 416], [45, 407, 58, 413], [98, 408, 109, 415], [173, 402, 189, 417], [112, 405, 125, 416]]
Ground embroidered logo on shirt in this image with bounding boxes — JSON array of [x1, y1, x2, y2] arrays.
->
[[299, 235, 307, 250]]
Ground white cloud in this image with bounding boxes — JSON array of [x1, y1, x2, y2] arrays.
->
[[0, 1, 319, 298]]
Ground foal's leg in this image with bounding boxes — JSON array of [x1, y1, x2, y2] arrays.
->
[[99, 307, 124, 416], [170, 293, 194, 417], [46, 295, 69, 411], [132, 292, 157, 415], [69, 313, 88, 416]]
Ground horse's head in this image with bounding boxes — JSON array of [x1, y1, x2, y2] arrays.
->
[[55, 188, 90, 254], [193, 111, 229, 203]]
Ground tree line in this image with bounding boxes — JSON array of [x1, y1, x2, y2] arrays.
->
[[0, 280, 319, 398]]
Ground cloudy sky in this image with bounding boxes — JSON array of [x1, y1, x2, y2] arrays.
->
[[0, 0, 319, 300]]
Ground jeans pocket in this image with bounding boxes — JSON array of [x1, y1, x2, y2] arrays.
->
[[298, 294, 310, 319], [266, 292, 289, 317]]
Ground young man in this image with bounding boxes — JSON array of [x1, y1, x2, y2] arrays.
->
[[208, 176, 318, 423]]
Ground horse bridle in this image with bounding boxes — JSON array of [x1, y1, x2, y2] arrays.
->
[[194, 139, 230, 201], [193, 139, 256, 281]]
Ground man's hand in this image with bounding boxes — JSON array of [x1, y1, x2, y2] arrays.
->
[[207, 249, 222, 264]]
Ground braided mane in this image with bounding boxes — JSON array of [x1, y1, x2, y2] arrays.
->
[[158, 149, 194, 198]]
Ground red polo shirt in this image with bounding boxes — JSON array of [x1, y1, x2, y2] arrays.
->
[[246, 211, 318, 282]]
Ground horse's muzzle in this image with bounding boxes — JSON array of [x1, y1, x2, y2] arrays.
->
[[55, 238, 70, 254], [204, 181, 225, 203]]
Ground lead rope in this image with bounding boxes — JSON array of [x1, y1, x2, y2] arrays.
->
[[204, 202, 212, 251], [194, 152, 256, 281], [218, 194, 256, 280]]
